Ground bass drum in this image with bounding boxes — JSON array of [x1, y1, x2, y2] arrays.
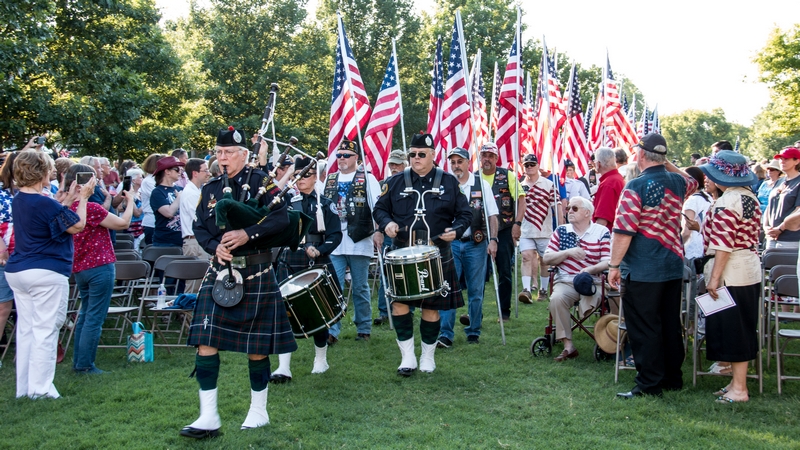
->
[[383, 245, 444, 302], [280, 267, 346, 338]]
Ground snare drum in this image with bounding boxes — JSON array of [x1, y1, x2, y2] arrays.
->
[[279, 267, 346, 338], [383, 245, 444, 301]]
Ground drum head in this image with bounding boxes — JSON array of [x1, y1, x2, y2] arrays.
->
[[280, 267, 325, 297], [386, 245, 440, 261]]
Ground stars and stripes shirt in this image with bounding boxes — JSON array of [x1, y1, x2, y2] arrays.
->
[[521, 176, 558, 239], [613, 165, 698, 282], [703, 187, 761, 255], [545, 223, 611, 281]]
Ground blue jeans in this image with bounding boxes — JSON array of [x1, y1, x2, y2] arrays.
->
[[440, 239, 488, 340], [376, 237, 393, 318], [73, 263, 115, 371], [329, 254, 372, 337]]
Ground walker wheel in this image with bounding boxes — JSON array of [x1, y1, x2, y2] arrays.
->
[[530, 337, 552, 357], [593, 343, 613, 362]]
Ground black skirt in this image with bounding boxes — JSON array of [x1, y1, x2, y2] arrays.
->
[[705, 283, 760, 362]]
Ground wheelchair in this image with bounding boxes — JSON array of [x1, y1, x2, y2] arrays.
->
[[530, 268, 618, 361]]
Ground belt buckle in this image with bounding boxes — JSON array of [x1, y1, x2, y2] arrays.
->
[[231, 256, 246, 269]]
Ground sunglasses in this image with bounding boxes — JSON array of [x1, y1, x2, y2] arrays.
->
[[337, 153, 356, 159], [524, 163, 538, 168], [295, 171, 316, 178], [568, 205, 582, 212], [169, 167, 182, 173], [408, 152, 428, 159]]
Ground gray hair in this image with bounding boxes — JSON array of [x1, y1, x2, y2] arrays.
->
[[594, 147, 615, 170], [79, 156, 95, 165], [126, 168, 144, 179], [640, 147, 667, 164], [99, 157, 110, 165], [570, 196, 595, 216]]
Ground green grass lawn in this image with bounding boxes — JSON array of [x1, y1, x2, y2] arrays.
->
[[2, 285, 800, 449]]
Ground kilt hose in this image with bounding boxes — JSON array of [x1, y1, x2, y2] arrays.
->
[[390, 242, 464, 311], [187, 258, 297, 355]]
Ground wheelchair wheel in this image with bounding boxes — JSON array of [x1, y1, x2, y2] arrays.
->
[[530, 337, 552, 357], [593, 343, 613, 362]]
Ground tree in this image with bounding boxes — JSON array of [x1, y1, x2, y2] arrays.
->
[[660, 108, 750, 166], [0, 0, 54, 148], [754, 24, 800, 138], [748, 98, 800, 161]]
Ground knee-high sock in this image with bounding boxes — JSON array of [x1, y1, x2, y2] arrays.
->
[[313, 329, 329, 348], [249, 358, 271, 392], [393, 312, 414, 341], [420, 319, 440, 345], [195, 354, 220, 391]]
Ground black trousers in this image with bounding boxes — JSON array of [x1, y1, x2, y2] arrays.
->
[[621, 276, 684, 394], [495, 226, 514, 317]]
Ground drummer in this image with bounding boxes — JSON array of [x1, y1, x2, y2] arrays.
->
[[271, 155, 342, 382], [373, 133, 472, 376]]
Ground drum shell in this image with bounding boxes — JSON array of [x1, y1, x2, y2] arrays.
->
[[280, 267, 346, 338], [384, 245, 444, 301]]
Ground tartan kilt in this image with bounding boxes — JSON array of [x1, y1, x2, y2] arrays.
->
[[275, 248, 340, 287], [389, 242, 464, 311], [187, 258, 298, 355]]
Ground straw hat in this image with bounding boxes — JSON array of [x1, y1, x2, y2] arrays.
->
[[595, 314, 626, 354]]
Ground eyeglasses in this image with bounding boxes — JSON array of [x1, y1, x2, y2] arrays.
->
[[524, 163, 538, 168], [408, 152, 428, 159], [568, 205, 582, 212], [215, 148, 242, 157], [337, 153, 356, 159], [199, 169, 211, 173]]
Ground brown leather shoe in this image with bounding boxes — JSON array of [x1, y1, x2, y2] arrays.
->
[[553, 348, 579, 362], [459, 314, 470, 326], [518, 289, 533, 304]]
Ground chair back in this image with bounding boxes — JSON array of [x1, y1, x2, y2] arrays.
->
[[770, 265, 797, 283], [115, 233, 134, 242], [762, 247, 799, 259], [142, 246, 182, 265], [762, 252, 798, 271], [153, 255, 195, 273], [115, 260, 151, 282], [113, 240, 134, 250], [774, 275, 799, 298], [115, 250, 141, 261], [163, 259, 210, 282]]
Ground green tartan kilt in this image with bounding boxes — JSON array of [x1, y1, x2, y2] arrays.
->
[[187, 259, 297, 355]]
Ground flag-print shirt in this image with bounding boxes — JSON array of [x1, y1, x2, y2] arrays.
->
[[71, 201, 115, 273], [702, 187, 762, 286], [521, 176, 558, 239], [0, 188, 15, 253], [613, 165, 698, 282], [545, 222, 611, 283]]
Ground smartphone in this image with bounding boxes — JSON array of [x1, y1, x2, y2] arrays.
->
[[34, 136, 46, 145], [76, 172, 94, 185], [121, 176, 132, 192]]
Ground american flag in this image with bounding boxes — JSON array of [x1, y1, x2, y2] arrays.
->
[[427, 37, 444, 164], [470, 49, 489, 153], [362, 49, 401, 181], [327, 16, 371, 174], [602, 54, 638, 149], [583, 101, 593, 140], [537, 40, 566, 174], [439, 13, 472, 171], [649, 104, 660, 134], [637, 103, 650, 138], [546, 225, 611, 275], [589, 87, 604, 150], [524, 181, 558, 231], [703, 195, 760, 252], [562, 63, 589, 178], [489, 61, 502, 139], [495, 13, 523, 168], [613, 176, 699, 259], [520, 72, 535, 158], [533, 47, 549, 164]]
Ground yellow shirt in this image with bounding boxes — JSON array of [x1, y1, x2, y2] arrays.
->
[[481, 170, 525, 199]]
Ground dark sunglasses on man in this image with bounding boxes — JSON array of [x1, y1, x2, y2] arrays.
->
[[337, 153, 356, 159], [408, 151, 429, 159]]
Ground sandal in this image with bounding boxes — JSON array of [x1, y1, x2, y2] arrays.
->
[[713, 387, 729, 397], [715, 395, 747, 404], [618, 355, 635, 367]]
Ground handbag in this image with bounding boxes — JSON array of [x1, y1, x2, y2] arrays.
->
[[127, 321, 154, 362]]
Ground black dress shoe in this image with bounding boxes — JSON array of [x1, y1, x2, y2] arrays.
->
[[616, 387, 661, 399], [397, 367, 416, 377], [373, 316, 388, 325], [270, 374, 292, 384], [180, 427, 220, 439]]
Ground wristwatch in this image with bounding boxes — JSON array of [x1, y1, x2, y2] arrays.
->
[[513, 221, 522, 226], [490, 237, 498, 242], [608, 263, 620, 269]]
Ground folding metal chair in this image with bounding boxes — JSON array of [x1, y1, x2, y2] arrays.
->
[[774, 274, 800, 393], [97, 260, 152, 348], [113, 240, 134, 251], [761, 252, 798, 367], [767, 265, 798, 367], [136, 254, 195, 323], [114, 250, 141, 261], [150, 259, 209, 352]]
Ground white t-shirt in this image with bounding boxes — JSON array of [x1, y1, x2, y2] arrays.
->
[[682, 192, 712, 259], [521, 176, 558, 239], [331, 171, 381, 257], [140, 175, 156, 228], [180, 181, 201, 238]]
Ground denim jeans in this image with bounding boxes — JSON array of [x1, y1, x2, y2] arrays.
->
[[329, 254, 372, 337], [439, 239, 488, 339], [376, 236, 393, 318], [73, 263, 116, 371]]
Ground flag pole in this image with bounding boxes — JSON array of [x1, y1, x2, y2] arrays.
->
[[337, 14, 391, 330], [490, 61, 499, 141], [542, 36, 560, 245], [393, 38, 407, 154], [512, 7, 522, 319], [457, 11, 505, 344]]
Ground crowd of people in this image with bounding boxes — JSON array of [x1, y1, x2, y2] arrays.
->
[[2, 130, 799, 436]]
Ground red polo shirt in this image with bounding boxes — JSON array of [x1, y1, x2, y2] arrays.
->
[[592, 170, 625, 231]]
